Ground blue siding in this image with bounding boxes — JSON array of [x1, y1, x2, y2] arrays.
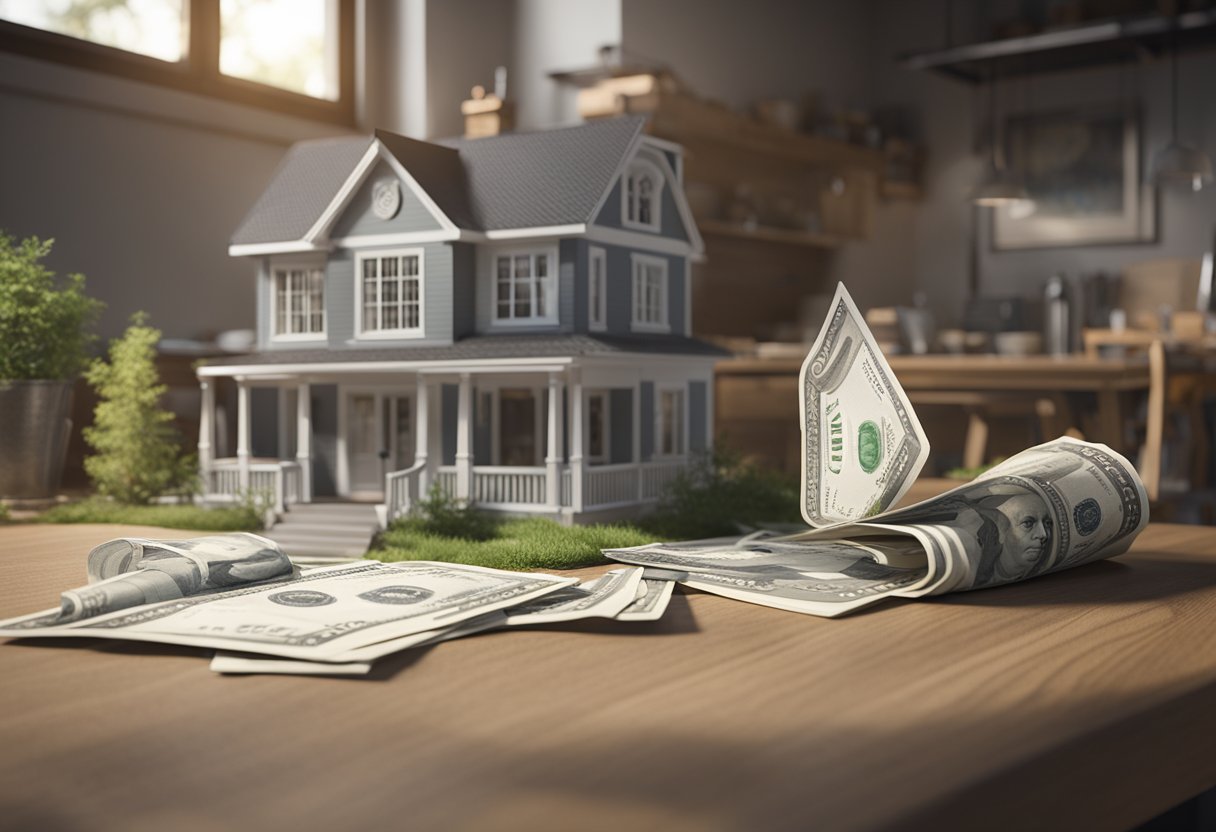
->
[[326, 242, 454, 348], [452, 243, 476, 338], [441, 384, 457, 466], [610, 389, 633, 464], [329, 160, 442, 238], [689, 381, 708, 453], [311, 384, 338, 497], [250, 388, 278, 457], [597, 245, 687, 337], [255, 259, 269, 350], [592, 176, 690, 242], [639, 382, 654, 461]]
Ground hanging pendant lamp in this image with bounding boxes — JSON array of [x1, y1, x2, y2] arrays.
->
[[1152, 21, 1213, 192], [972, 70, 1031, 207]]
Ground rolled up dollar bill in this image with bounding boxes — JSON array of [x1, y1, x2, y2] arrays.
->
[[59, 533, 293, 623]]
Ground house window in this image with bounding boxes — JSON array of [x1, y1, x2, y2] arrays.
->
[[587, 391, 610, 464], [274, 267, 325, 337], [0, 0, 354, 125], [631, 254, 668, 332], [495, 250, 556, 324], [358, 250, 423, 336], [622, 159, 663, 231], [588, 246, 607, 332], [657, 387, 685, 457]]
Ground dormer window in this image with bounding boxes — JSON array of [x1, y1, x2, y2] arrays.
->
[[622, 159, 663, 232]]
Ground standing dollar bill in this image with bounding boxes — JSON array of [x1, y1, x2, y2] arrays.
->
[[800, 283, 929, 526]]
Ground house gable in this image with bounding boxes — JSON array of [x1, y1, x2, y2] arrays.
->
[[590, 145, 701, 252], [328, 159, 444, 240]]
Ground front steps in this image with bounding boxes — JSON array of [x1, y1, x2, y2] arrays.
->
[[264, 501, 380, 559]]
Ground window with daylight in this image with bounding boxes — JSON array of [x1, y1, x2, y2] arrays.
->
[[631, 254, 668, 332], [622, 159, 663, 231], [359, 251, 423, 336], [657, 388, 685, 457], [274, 267, 325, 337], [588, 246, 607, 331], [0, 0, 354, 125], [495, 251, 556, 324]]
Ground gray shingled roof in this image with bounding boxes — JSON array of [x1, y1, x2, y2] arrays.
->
[[231, 135, 371, 246], [230, 117, 648, 244], [203, 333, 729, 368]]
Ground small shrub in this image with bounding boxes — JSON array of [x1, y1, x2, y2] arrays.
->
[[641, 447, 802, 540], [0, 232, 103, 381], [83, 313, 195, 504], [406, 483, 499, 541], [0, 503, 10, 523]]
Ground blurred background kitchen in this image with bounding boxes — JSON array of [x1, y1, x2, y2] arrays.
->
[[1, 0, 1213, 520]]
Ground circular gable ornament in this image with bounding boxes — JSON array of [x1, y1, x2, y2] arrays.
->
[[372, 179, 401, 220]]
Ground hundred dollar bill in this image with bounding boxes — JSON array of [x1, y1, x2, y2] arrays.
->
[[606, 535, 933, 617], [60, 533, 293, 622], [503, 567, 644, 626], [0, 561, 576, 661], [617, 577, 676, 622], [210, 611, 509, 675], [878, 437, 1149, 591], [800, 283, 929, 526]]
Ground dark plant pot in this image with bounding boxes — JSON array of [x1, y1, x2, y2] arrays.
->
[[0, 380, 74, 498]]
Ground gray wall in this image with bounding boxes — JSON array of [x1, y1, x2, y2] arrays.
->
[[639, 381, 654, 461], [324, 242, 455, 347], [311, 384, 339, 497], [609, 388, 633, 464], [329, 160, 443, 238], [452, 242, 477, 337], [593, 243, 687, 337], [689, 380, 708, 453]]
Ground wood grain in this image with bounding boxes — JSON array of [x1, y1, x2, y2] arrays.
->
[[1, 522, 1215, 831]]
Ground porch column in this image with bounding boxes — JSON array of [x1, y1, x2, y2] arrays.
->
[[455, 373, 473, 500], [414, 375, 430, 493], [569, 368, 584, 513], [296, 381, 312, 502], [236, 379, 251, 491], [545, 371, 564, 510], [198, 379, 214, 490]]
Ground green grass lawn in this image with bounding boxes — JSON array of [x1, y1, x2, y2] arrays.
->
[[36, 498, 264, 531], [369, 515, 655, 572]]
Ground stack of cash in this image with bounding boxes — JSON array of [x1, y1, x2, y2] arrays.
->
[[0, 533, 675, 675], [605, 283, 1149, 617], [0, 282, 1151, 673]]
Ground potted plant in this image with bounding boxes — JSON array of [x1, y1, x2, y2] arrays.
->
[[0, 232, 103, 498]]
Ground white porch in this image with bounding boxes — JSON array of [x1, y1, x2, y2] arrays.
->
[[195, 359, 711, 524]]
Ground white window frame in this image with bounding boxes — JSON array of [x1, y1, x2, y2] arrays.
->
[[631, 253, 669, 333], [588, 246, 607, 332], [270, 261, 327, 342], [490, 245, 560, 327], [621, 158, 664, 232], [654, 384, 687, 459], [586, 389, 611, 465], [354, 247, 425, 340]]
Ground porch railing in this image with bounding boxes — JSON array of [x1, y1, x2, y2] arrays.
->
[[206, 459, 301, 514], [427, 459, 691, 512], [383, 460, 427, 525]]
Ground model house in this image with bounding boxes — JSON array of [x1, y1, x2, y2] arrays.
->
[[196, 115, 722, 523]]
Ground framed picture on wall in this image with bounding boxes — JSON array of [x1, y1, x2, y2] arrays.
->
[[993, 106, 1156, 250]]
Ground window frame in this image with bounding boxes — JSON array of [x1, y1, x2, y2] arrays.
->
[[490, 245, 560, 328], [0, 0, 356, 126], [621, 158, 664, 233], [654, 384, 687, 459], [588, 246, 607, 332], [270, 260, 327, 342], [354, 247, 426, 340], [630, 253, 669, 334]]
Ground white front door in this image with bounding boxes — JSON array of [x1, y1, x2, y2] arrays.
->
[[344, 390, 414, 499]]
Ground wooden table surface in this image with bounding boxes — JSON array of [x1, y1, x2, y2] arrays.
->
[[3, 521, 1216, 832]]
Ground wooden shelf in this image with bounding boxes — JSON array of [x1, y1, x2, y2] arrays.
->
[[697, 219, 844, 249], [901, 9, 1216, 83], [880, 180, 922, 200]]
